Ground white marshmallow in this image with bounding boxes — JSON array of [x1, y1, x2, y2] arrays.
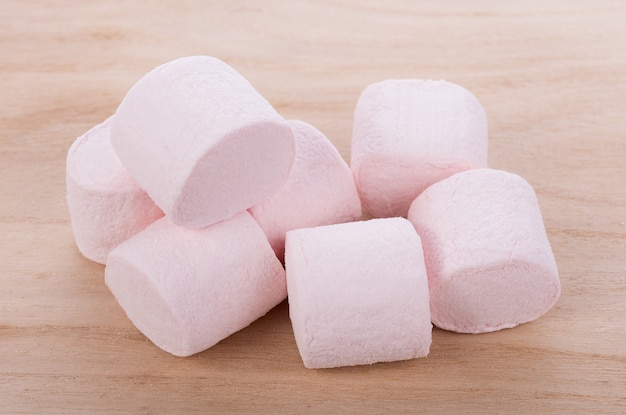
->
[[111, 56, 295, 229], [105, 212, 286, 357], [351, 79, 488, 218], [407, 169, 560, 333], [66, 117, 164, 264], [285, 218, 431, 369], [249, 120, 362, 260]]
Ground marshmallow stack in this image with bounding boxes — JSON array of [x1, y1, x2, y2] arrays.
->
[[66, 56, 371, 363], [66, 55, 560, 369]]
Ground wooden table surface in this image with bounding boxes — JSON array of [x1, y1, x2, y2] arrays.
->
[[2, 1, 625, 413]]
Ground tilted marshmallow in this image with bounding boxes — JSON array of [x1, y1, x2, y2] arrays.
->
[[105, 212, 286, 357], [351, 79, 488, 218], [66, 117, 164, 264], [111, 56, 295, 229], [285, 218, 431, 369], [407, 169, 560, 334], [249, 120, 362, 261]]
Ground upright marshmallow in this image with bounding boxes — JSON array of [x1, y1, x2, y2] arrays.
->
[[66, 117, 164, 264], [111, 56, 295, 229], [285, 218, 432, 369], [351, 79, 488, 218], [407, 169, 560, 334], [249, 120, 362, 260], [105, 212, 286, 357]]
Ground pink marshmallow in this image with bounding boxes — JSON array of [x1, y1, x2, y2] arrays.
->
[[407, 169, 560, 333], [111, 56, 295, 229], [285, 218, 432, 369], [249, 120, 362, 260], [66, 117, 164, 264], [105, 212, 286, 357], [351, 79, 488, 218]]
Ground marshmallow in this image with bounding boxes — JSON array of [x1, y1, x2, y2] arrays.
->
[[407, 169, 560, 334], [285, 218, 432, 369], [66, 117, 164, 264], [105, 212, 286, 357], [249, 120, 362, 260], [351, 79, 488, 218], [111, 56, 295, 229]]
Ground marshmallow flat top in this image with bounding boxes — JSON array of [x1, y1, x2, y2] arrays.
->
[[66, 117, 164, 264], [285, 218, 432, 369], [105, 212, 286, 357], [408, 168, 560, 333], [351, 79, 488, 218], [111, 55, 295, 229], [249, 120, 362, 260]]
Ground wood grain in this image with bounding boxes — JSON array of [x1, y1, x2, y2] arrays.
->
[[1, 1, 625, 413]]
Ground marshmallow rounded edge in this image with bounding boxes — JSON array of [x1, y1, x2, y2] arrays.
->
[[407, 168, 560, 333]]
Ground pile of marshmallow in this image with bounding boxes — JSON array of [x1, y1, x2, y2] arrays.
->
[[66, 56, 560, 369]]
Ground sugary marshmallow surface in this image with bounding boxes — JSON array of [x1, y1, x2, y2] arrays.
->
[[111, 56, 295, 229], [249, 120, 362, 260], [66, 117, 164, 264], [351, 79, 488, 218], [285, 218, 432, 369], [105, 212, 286, 357], [407, 169, 560, 333]]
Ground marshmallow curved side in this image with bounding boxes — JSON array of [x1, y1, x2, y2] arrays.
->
[[105, 212, 286, 357], [66, 116, 164, 264], [351, 79, 488, 218], [285, 218, 431, 369], [249, 120, 362, 261], [111, 55, 295, 229], [407, 168, 560, 333]]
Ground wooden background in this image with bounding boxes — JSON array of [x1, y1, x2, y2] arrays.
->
[[1, 1, 625, 413]]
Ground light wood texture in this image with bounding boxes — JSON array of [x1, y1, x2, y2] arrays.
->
[[1, 1, 625, 413]]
